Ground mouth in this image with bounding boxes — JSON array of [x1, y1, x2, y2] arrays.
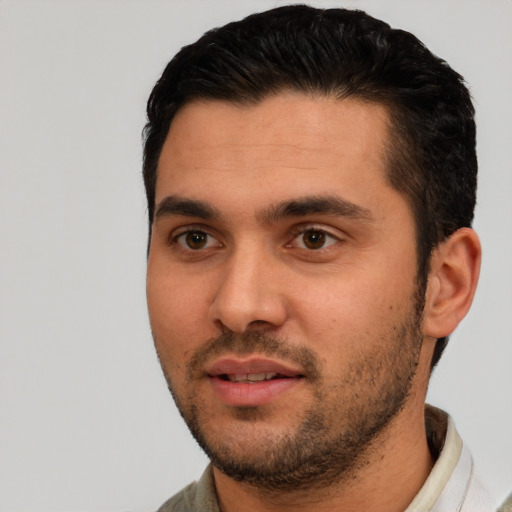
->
[[206, 357, 305, 381], [219, 372, 297, 383], [205, 357, 305, 406]]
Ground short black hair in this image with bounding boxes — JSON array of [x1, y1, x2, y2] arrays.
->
[[143, 5, 477, 368]]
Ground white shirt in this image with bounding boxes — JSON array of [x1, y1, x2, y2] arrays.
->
[[407, 406, 493, 512]]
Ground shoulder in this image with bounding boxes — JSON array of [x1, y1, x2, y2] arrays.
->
[[156, 466, 219, 512], [157, 481, 198, 512], [498, 493, 512, 512]]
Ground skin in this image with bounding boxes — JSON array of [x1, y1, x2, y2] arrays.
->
[[146, 93, 481, 512]]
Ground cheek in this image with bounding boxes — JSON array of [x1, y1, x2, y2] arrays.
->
[[293, 268, 416, 351], [146, 264, 209, 365]]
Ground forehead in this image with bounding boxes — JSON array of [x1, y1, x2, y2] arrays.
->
[[155, 93, 394, 210]]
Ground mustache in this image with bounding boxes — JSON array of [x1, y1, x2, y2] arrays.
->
[[186, 330, 321, 381]]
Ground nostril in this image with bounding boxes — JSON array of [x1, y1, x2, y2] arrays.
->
[[247, 320, 271, 328]]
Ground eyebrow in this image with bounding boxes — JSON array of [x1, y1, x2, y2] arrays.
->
[[154, 196, 220, 220], [154, 194, 374, 225], [260, 195, 374, 224]]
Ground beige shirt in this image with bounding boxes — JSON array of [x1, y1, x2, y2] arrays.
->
[[498, 493, 512, 512], [158, 406, 494, 512]]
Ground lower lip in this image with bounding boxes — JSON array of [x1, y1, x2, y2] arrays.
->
[[209, 376, 302, 407]]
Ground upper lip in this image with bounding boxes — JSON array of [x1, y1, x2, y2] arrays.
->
[[205, 357, 304, 378]]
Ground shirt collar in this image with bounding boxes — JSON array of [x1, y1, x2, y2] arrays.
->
[[405, 405, 468, 511]]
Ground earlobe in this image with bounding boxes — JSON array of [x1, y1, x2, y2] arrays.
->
[[423, 228, 481, 339]]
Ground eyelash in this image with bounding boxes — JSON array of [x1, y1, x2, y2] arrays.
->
[[170, 224, 342, 253], [171, 226, 222, 251], [287, 225, 341, 251]]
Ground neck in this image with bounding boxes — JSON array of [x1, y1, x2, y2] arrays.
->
[[213, 401, 433, 512]]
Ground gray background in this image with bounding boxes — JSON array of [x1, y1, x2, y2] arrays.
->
[[1, 0, 511, 510]]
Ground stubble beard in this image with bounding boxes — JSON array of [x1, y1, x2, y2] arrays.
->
[[155, 295, 424, 493]]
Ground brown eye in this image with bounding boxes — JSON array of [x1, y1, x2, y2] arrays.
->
[[302, 230, 327, 249], [288, 228, 339, 251], [185, 231, 207, 249], [176, 230, 219, 250]]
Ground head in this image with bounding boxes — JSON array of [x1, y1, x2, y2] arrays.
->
[[143, 5, 479, 492], [143, 5, 477, 369]]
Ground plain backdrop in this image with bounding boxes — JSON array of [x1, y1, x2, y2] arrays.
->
[[1, 0, 511, 511]]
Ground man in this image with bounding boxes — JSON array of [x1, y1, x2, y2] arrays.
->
[[143, 5, 492, 511]]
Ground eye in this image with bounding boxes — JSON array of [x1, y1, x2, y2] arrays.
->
[[175, 230, 221, 250], [291, 228, 339, 250]]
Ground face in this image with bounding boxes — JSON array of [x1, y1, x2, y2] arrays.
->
[[147, 94, 426, 490]]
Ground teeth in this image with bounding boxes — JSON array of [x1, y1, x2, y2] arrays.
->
[[227, 372, 278, 382]]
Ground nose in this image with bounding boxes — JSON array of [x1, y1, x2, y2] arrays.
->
[[208, 247, 288, 334]]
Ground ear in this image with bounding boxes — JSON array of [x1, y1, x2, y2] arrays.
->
[[423, 228, 481, 339]]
